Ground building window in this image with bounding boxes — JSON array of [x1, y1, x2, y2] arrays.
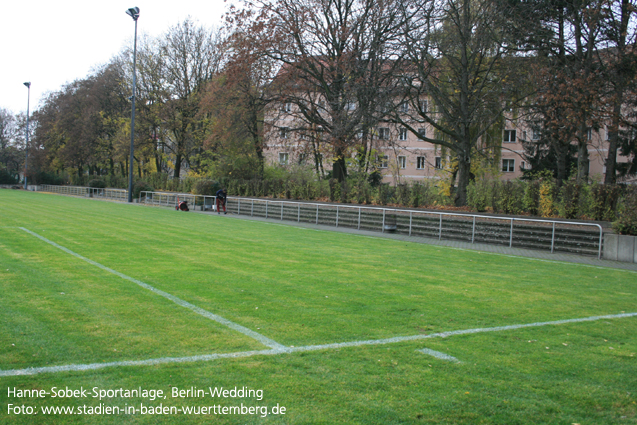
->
[[282, 103, 292, 113], [503, 130, 516, 143], [532, 128, 541, 140], [502, 159, 515, 172], [399, 102, 409, 113], [399, 128, 408, 141], [298, 153, 307, 164], [398, 156, 406, 169], [379, 155, 389, 168], [279, 152, 289, 165], [586, 128, 592, 140], [378, 127, 390, 140], [418, 128, 426, 138], [418, 100, 428, 113], [521, 161, 526, 170], [280, 127, 289, 139], [435, 156, 442, 169], [346, 101, 357, 111], [416, 156, 426, 169]]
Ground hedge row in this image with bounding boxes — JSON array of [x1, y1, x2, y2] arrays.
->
[[70, 171, 637, 235]]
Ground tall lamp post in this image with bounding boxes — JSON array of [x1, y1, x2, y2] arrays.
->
[[23, 82, 31, 190], [126, 7, 140, 203]]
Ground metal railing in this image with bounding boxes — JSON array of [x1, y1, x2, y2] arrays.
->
[[139, 192, 603, 259], [32, 187, 603, 258], [40, 185, 128, 200], [139, 191, 217, 211]]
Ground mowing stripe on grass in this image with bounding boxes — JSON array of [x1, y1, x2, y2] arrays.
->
[[1, 312, 634, 377], [241, 216, 637, 273], [417, 348, 461, 362], [19, 227, 287, 352]]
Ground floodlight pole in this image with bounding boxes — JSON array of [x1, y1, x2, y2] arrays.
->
[[126, 7, 140, 203], [23, 82, 31, 190]]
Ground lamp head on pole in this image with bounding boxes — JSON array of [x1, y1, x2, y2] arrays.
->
[[24, 82, 31, 88], [126, 7, 140, 21]]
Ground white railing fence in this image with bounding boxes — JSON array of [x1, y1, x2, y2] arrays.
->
[[139, 192, 603, 259]]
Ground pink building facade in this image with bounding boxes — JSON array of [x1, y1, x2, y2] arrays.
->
[[265, 100, 633, 184]]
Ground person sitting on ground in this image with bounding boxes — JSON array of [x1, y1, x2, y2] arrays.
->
[[176, 200, 189, 211], [215, 188, 227, 214]]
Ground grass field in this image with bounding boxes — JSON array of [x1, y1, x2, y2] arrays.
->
[[0, 189, 636, 424]]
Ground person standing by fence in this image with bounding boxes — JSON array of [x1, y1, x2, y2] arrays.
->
[[216, 188, 227, 214]]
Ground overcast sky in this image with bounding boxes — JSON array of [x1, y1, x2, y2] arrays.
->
[[0, 0, 229, 115]]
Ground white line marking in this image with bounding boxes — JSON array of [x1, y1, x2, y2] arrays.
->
[[0, 350, 279, 377], [1, 312, 634, 377], [18, 227, 287, 352], [288, 312, 637, 353], [417, 348, 460, 362]]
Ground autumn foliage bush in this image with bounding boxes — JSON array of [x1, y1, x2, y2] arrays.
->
[[613, 186, 637, 235]]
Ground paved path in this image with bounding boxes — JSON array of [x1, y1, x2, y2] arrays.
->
[[212, 210, 637, 272]]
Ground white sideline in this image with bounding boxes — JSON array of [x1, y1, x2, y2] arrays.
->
[[1, 312, 635, 377], [18, 227, 287, 352]]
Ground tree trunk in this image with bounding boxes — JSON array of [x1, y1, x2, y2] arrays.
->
[[605, 85, 624, 184], [332, 150, 347, 182], [173, 153, 182, 179], [155, 153, 162, 175], [605, 128, 619, 185], [454, 154, 471, 206], [577, 140, 589, 182], [555, 141, 568, 186]]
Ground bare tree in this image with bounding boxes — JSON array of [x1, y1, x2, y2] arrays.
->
[[159, 19, 225, 178], [0, 108, 22, 178], [601, 0, 637, 183], [395, 0, 530, 205], [239, 0, 420, 181]]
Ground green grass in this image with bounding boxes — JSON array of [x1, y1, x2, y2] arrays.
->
[[0, 189, 636, 424]]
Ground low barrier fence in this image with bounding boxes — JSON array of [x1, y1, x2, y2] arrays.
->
[[40, 185, 128, 201], [139, 191, 603, 259]]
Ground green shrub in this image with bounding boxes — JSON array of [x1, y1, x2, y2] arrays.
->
[[467, 180, 490, 212], [34, 171, 65, 185], [613, 186, 637, 235], [396, 184, 411, 207], [410, 182, 434, 208], [591, 184, 621, 221], [88, 179, 107, 189], [375, 183, 393, 205], [0, 169, 18, 184], [133, 181, 154, 200], [329, 179, 340, 202], [559, 179, 581, 219], [193, 179, 219, 196], [523, 180, 540, 216], [492, 181, 524, 215], [539, 178, 556, 218]]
